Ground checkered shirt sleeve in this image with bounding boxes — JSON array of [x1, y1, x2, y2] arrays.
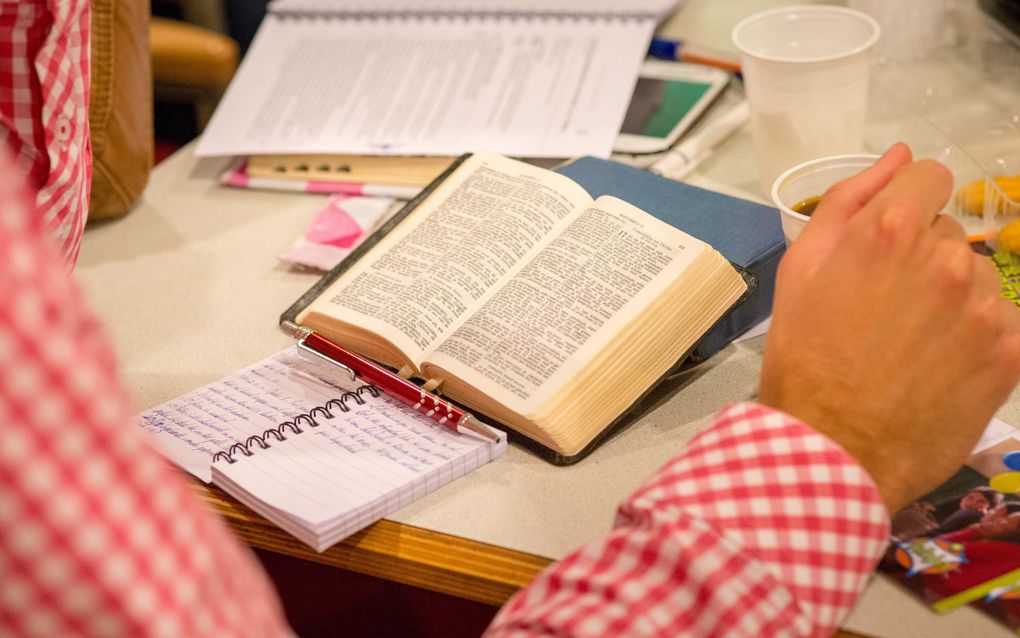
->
[[0, 0, 91, 266], [486, 402, 891, 637], [0, 150, 291, 636]]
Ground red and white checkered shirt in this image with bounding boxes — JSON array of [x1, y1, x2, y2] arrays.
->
[[0, 0, 91, 266], [0, 134, 891, 633], [485, 402, 891, 637], [0, 149, 290, 636]]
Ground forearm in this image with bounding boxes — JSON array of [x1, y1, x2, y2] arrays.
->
[[485, 403, 891, 637], [0, 148, 290, 637]]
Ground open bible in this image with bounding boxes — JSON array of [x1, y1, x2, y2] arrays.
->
[[285, 153, 752, 460]]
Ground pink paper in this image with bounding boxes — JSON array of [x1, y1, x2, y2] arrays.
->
[[305, 195, 363, 248], [279, 194, 397, 272]]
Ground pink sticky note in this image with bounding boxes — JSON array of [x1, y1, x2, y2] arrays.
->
[[305, 196, 363, 248]]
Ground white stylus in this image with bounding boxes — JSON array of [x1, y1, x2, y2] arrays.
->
[[650, 100, 750, 180]]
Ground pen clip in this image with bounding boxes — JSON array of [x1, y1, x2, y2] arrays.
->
[[281, 320, 357, 382], [296, 341, 358, 382]]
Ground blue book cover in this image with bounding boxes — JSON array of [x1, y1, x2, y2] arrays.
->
[[556, 156, 784, 364]]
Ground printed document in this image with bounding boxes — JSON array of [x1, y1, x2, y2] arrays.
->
[[196, 16, 653, 158]]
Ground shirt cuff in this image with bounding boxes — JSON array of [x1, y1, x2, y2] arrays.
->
[[620, 401, 891, 633]]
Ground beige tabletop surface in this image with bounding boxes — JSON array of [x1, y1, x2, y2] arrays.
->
[[76, 1, 1020, 636]]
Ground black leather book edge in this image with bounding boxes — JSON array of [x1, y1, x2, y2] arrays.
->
[[280, 153, 473, 326]]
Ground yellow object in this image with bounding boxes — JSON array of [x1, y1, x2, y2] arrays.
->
[[1000, 218, 1020, 254], [990, 472, 1020, 494], [955, 174, 1020, 216]]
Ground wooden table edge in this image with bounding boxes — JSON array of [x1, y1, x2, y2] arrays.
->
[[189, 478, 552, 607], [189, 479, 874, 636]]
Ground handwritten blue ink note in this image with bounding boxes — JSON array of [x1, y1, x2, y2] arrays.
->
[[135, 346, 507, 551]]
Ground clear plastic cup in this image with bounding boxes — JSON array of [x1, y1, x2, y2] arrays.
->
[[733, 6, 880, 196], [847, 0, 947, 62], [770, 154, 880, 245]]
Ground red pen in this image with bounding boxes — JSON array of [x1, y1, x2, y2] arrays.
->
[[280, 321, 500, 443]]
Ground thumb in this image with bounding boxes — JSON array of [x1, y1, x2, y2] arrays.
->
[[792, 142, 914, 266]]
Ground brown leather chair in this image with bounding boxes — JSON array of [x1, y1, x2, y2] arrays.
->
[[89, 0, 153, 222], [88, 1, 239, 222], [150, 16, 239, 130]]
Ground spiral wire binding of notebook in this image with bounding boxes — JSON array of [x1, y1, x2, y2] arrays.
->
[[208, 382, 382, 465], [137, 347, 507, 551]]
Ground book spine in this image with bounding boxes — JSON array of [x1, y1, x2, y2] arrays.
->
[[210, 383, 379, 464]]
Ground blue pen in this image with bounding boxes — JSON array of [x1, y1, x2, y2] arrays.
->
[[648, 37, 742, 77]]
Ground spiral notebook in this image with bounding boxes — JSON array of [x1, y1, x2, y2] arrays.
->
[[196, 0, 680, 159], [136, 347, 507, 551]]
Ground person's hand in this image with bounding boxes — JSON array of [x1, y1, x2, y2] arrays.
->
[[759, 143, 1020, 513], [972, 512, 1020, 540]]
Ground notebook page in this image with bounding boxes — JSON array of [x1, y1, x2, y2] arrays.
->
[[137, 346, 392, 482], [213, 422, 503, 551], [210, 385, 505, 531], [324, 442, 500, 549], [270, 0, 680, 17], [195, 15, 651, 158]]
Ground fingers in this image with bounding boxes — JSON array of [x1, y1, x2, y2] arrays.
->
[[931, 214, 966, 241], [924, 215, 974, 287], [865, 159, 955, 233], [927, 218, 1002, 308], [785, 144, 914, 274], [972, 247, 1002, 297], [797, 143, 913, 246], [778, 144, 955, 302]]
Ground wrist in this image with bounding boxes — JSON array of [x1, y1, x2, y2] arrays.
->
[[756, 395, 909, 513], [816, 424, 912, 513]]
